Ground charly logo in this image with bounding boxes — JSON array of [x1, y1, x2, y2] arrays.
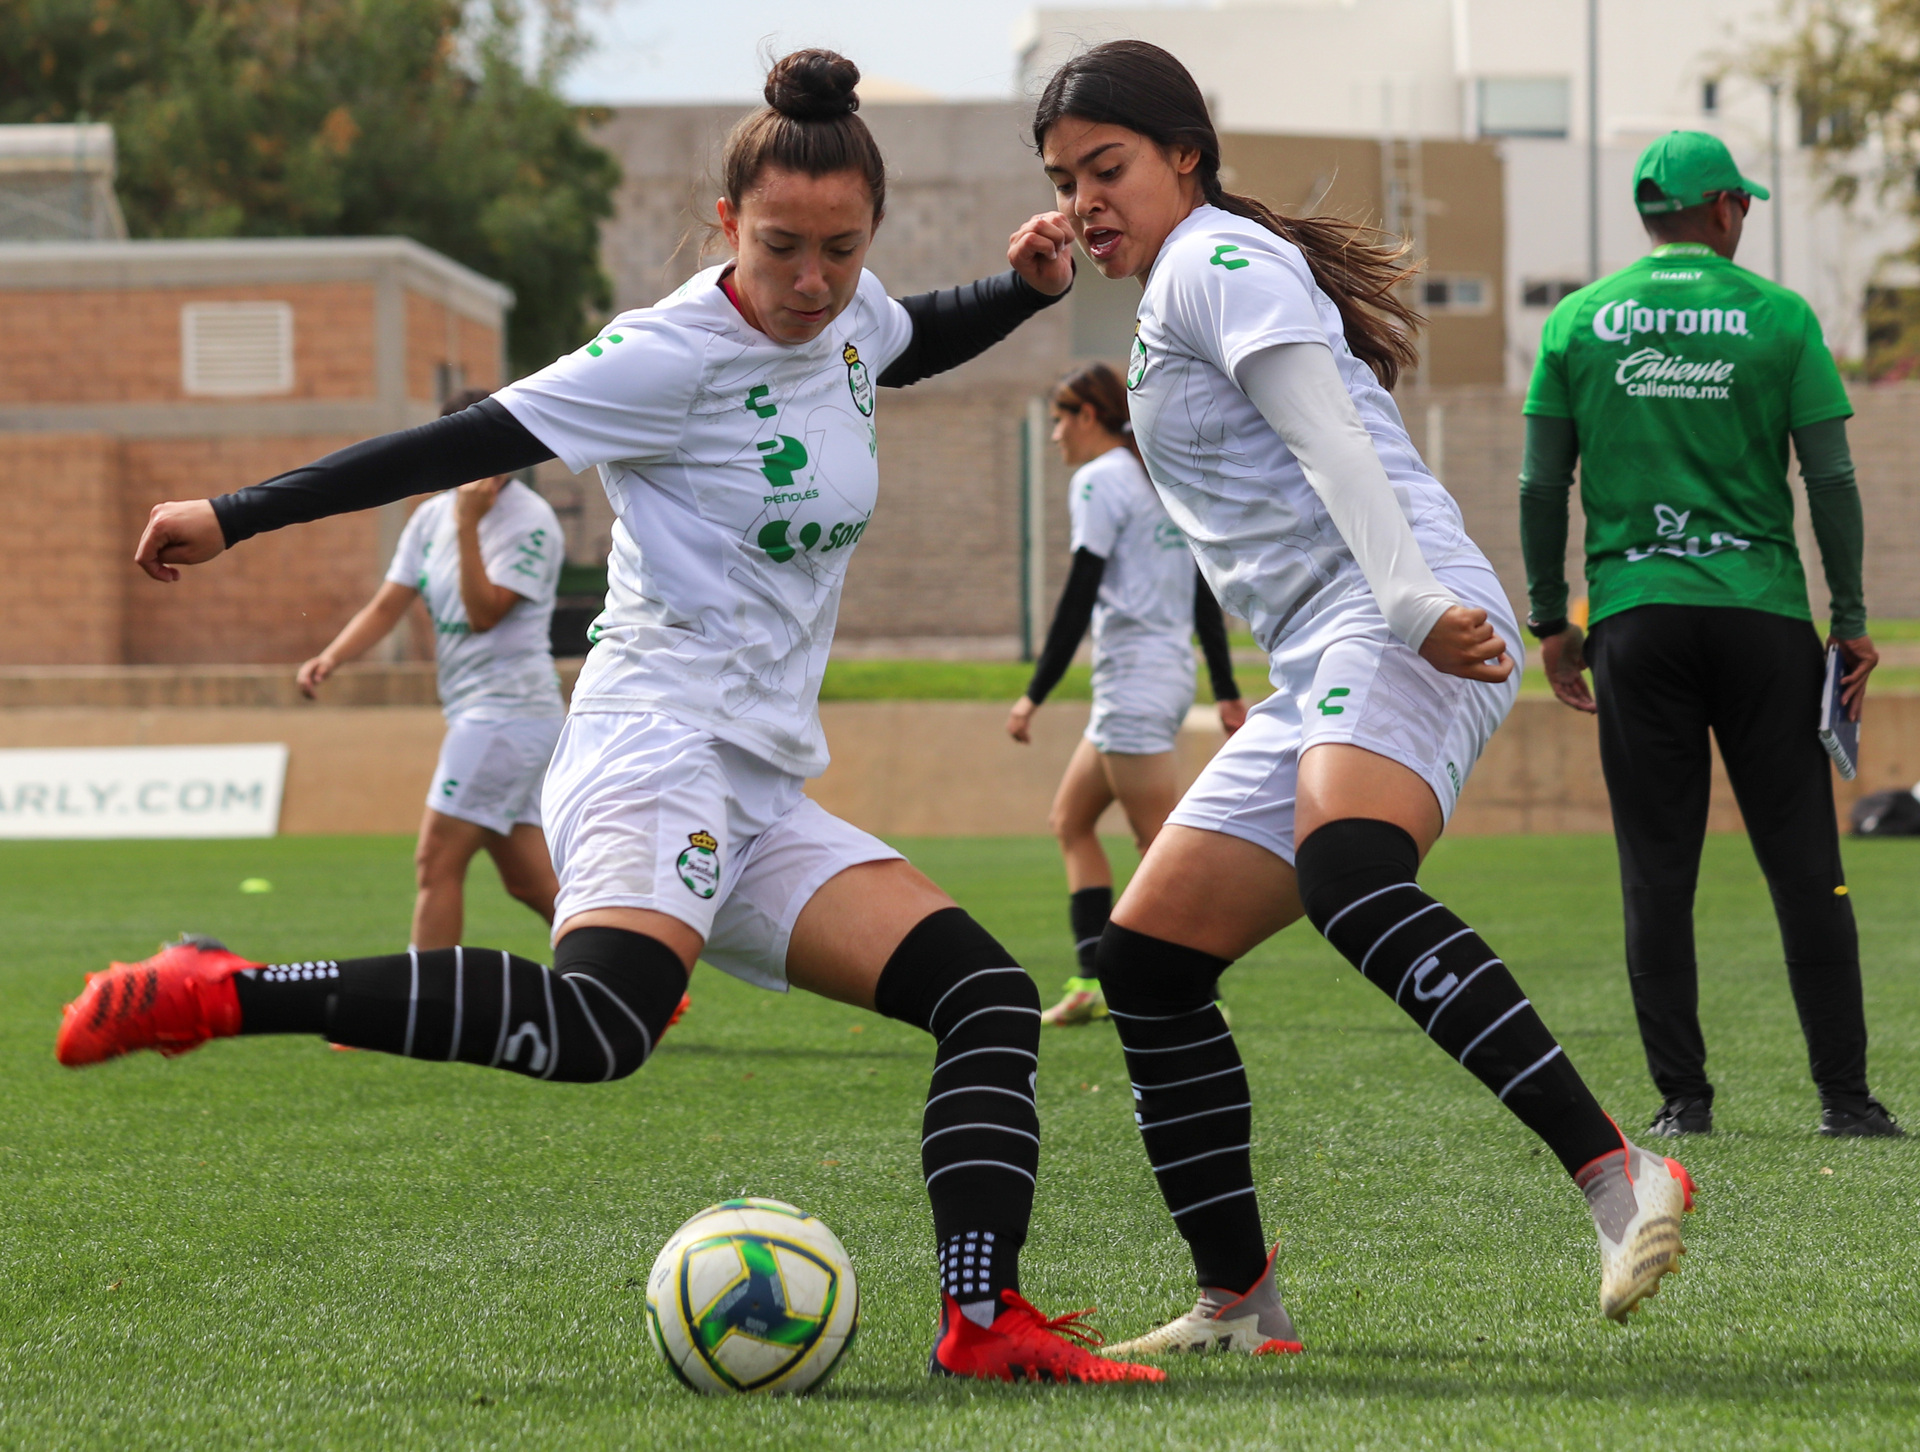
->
[[1625, 501, 1751, 563], [844, 342, 873, 417], [1592, 298, 1749, 344], [744, 384, 777, 419], [1153, 521, 1186, 550], [1126, 324, 1148, 389], [1316, 687, 1351, 716], [1614, 346, 1735, 399], [1209, 244, 1249, 271], [584, 330, 625, 357], [677, 830, 721, 899]]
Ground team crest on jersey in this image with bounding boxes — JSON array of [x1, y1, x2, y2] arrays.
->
[[1126, 325, 1148, 390], [843, 342, 874, 417], [677, 830, 721, 899]]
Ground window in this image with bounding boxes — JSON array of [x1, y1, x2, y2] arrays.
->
[[1477, 77, 1571, 138], [1422, 275, 1492, 314], [1522, 279, 1585, 309], [181, 302, 293, 396]]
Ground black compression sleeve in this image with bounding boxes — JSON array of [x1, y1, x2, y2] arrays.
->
[[1519, 414, 1580, 626], [878, 269, 1070, 389], [210, 398, 557, 546], [1193, 569, 1240, 701], [1024, 548, 1104, 706]]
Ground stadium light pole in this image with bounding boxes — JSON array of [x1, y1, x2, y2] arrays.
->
[[1769, 79, 1784, 282], [1587, 0, 1601, 282]]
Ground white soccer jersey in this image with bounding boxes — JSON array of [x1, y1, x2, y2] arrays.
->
[[1068, 445, 1194, 672], [385, 481, 564, 722], [493, 266, 914, 777], [1126, 204, 1484, 656]]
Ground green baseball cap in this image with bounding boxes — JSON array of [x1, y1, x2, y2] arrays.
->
[[1633, 130, 1769, 213]]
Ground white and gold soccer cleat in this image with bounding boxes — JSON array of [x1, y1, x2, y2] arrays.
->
[[1578, 1137, 1696, 1321], [1103, 1245, 1303, 1357]]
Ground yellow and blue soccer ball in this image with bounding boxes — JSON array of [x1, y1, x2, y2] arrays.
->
[[645, 1198, 859, 1394]]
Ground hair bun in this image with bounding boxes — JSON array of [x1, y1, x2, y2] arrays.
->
[[764, 49, 861, 120]]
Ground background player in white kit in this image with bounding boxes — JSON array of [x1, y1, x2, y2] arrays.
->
[[69, 50, 1163, 1387], [1005, 361, 1243, 1026], [1031, 41, 1696, 1353], [295, 387, 563, 950]]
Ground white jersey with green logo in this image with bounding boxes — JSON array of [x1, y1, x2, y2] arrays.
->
[[384, 481, 564, 722], [1126, 205, 1483, 657], [1069, 445, 1194, 673], [492, 266, 913, 777]]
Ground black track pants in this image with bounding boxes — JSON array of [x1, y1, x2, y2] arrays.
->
[[1586, 604, 1869, 1107]]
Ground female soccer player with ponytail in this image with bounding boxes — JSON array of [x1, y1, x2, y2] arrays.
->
[[59, 50, 1161, 1387], [1030, 41, 1694, 1352], [1007, 362, 1243, 1026]]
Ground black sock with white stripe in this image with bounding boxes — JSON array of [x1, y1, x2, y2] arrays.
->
[[1296, 819, 1620, 1175], [1069, 886, 1112, 976], [232, 927, 688, 1083], [875, 908, 1041, 1326], [1097, 923, 1268, 1294]]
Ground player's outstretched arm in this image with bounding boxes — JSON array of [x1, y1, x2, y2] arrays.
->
[[136, 401, 557, 581], [878, 213, 1075, 390]]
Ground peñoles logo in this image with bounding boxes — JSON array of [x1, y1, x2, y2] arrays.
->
[[1614, 347, 1735, 399]]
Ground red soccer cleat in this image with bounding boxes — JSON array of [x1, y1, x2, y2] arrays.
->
[[56, 935, 257, 1067], [930, 1290, 1166, 1384], [667, 992, 690, 1031]]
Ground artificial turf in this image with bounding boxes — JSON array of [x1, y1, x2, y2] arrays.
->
[[2, 831, 1915, 1450]]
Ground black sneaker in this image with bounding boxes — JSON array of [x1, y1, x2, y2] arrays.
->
[[1818, 1096, 1906, 1139], [1646, 1098, 1713, 1137]]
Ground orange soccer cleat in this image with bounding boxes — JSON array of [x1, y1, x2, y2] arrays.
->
[[56, 934, 257, 1067], [930, 1290, 1166, 1384], [667, 992, 690, 1031]]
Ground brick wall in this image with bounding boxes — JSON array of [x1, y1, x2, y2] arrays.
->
[[0, 283, 377, 403], [117, 435, 387, 664], [406, 294, 504, 402], [0, 433, 121, 664]]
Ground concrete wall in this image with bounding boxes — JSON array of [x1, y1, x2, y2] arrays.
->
[[6, 668, 1917, 839]]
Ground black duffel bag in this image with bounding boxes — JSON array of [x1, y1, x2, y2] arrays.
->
[[1850, 789, 1920, 837]]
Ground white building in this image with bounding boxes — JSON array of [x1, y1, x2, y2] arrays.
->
[[1018, 0, 1910, 385]]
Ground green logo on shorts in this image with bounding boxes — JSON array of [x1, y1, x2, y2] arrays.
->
[[677, 830, 721, 900], [1315, 688, 1351, 716], [441, 778, 458, 797], [1446, 760, 1462, 795]]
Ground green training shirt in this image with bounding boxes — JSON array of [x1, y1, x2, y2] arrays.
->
[[1524, 243, 1852, 626]]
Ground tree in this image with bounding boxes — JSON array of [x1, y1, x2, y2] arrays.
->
[[1758, 2, 1920, 375], [0, 0, 617, 373]]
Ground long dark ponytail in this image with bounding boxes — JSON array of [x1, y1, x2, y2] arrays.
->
[[1032, 40, 1423, 390]]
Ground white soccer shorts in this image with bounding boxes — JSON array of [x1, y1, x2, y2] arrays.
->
[[1167, 564, 1522, 863], [427, 715, 564, 835], [1085, 648, 1195, 756], [541, 710, 903, 991]]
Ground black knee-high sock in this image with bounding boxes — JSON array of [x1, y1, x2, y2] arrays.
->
[[1069, 886, 1112, 976], [875, 908, 1041, 1321], [231, 928, 688, 1083], [1295, 819, 1621, 1174], [1097, 923, 1267, 1294]]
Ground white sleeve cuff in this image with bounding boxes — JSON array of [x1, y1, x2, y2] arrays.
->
[[1234, 341, 1457, 650]]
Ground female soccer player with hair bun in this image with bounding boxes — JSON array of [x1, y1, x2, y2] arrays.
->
[[1030, 40, 1695, 1353], [63, 48, 1162, 1387], [1007, 361, 1244, 1027]]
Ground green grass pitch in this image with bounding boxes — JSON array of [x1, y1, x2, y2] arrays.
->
[[3, 832, 1916, 1449]]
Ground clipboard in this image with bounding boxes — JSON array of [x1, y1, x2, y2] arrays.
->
[[1818, 644, 1859, 781]]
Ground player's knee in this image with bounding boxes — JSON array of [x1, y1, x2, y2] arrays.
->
[[1096, 921, 1221, 1013], [550, 927, 690, 1081], [874, 907, 1038, 1046], [1294, 817, 1421, 934]]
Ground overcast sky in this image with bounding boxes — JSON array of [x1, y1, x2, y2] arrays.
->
[[563, 0, 1194, 104]]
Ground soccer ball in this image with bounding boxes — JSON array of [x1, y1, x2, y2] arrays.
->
[[645, 1198, 859, 1394]]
